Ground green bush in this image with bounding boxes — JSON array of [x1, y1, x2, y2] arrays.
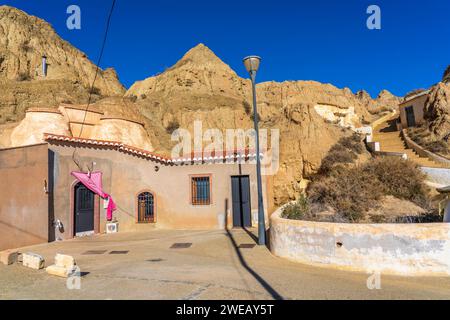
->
[[281, 194, 310, 220]]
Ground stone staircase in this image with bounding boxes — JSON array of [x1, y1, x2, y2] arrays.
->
[[373, 116, 442, 168]]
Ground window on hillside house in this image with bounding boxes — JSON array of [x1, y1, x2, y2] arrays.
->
[[137, 192, 155, 223], [191, 176, 211, 205]]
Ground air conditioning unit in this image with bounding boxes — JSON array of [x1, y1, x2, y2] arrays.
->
[[106, 222, 118, 234]]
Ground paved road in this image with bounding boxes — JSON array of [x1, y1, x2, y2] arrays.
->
[[0, 229, 449, 300]]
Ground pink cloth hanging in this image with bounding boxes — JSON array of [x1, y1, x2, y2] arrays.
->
[[71, 171, 116, 221]]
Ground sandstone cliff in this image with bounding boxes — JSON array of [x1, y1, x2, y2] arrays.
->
[[424, 81, 450, 139], [0, 5, 125, 124], [126, 44, 398, 204], [0, 5, 402, 206]]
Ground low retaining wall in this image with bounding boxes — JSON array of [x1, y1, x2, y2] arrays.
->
[[401, 130, 450, 168], [270, 207, 450, 276], [421, 167, 450, 187]]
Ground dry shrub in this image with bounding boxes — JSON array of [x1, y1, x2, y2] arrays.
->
[[318, 134, 363, 174], [408, 125, 449, 155], [309, 166, 384, 222], [364, 157, 429, 207], [443, 65, 450, 83], [166, 119, 180, 134], [16, 72, 31, 81], [307, 157, 430, 223]]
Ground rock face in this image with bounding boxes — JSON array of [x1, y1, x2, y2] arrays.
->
[[0, 5, 125, 125], [126, 44, 398, 204], [0, 5, 401, 206], [443, 65, 450, 83], [91, 118, 154, 151], [424, 82, 450, 139], [8, 98, 154, 151], [356, 89, 400, 114], [10, 109, 71, 146]]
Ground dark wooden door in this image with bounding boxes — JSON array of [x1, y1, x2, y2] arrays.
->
[[74, 183, 95, 234], [231, 176, 252, 228], [405, 106, 416, 127]]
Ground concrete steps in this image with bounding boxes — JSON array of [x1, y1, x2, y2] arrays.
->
[[373, 117, 443, 168]]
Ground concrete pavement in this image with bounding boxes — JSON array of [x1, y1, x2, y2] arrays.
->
[[0, 229, 449, 300]]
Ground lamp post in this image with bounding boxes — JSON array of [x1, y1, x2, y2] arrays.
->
[[243, 55, 266, 246]]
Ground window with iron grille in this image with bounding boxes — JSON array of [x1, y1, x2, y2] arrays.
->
[[137, 192, 155, 223], [191, 176, 211, 205]]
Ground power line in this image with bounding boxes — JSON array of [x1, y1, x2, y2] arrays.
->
[[78, 0, 117, 139], [73, 0, 117, 170]]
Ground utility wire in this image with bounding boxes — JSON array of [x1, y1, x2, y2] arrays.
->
[[73, 0, 117, 170], [78, 0, 117, 139]]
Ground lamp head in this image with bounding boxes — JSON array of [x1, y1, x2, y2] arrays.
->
[[243, 56, 261, 73]]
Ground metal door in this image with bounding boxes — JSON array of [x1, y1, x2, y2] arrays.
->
[[231, 176, 252, 228], [74, 183, 95, 235], [405, 106, 416, 127]]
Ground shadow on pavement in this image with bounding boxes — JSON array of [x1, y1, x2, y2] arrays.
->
[[224, 199, 283, 300]]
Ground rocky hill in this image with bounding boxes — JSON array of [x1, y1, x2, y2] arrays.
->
[[0, 5, 125, 124], [443, 65, 450, 83], [126, 44, 398, 204], [424, 81, 450, 139], [0, 6, 401, 206]]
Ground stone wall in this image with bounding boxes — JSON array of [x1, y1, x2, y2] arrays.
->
[[270, 206, 450, 276], [401, 130, 450, 168]]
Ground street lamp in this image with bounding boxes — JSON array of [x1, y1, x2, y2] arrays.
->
[[243, 55, 266, 246]]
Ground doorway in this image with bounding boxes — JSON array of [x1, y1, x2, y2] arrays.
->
[[405, 106, 416, 127], [74, 182, 95, 236], [231, 176, 252, 228]]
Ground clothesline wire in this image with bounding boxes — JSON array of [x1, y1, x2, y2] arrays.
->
[[72, 0, 117, 170]]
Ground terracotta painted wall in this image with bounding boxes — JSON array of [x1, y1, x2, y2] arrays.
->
[[0, 144, 50, 250], [49, 143, 270, 239]]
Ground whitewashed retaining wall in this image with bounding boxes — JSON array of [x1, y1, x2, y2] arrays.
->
[[270, 207, 450, 276]]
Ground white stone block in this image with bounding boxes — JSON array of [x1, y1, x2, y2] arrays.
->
[[22, 253, 45, 270], [55, 254, 76, 269], [46, 265, 76, 278]]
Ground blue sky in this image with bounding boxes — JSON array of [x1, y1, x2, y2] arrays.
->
[[3, 0, 450, 97]]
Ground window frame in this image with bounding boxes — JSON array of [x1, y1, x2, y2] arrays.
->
[[135, 190, 156, 224], [190, 174, 213, 206]]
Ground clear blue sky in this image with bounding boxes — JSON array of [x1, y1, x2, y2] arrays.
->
[[3, 0, 450, 97]]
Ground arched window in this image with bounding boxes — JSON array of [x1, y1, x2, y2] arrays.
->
[[137, 192, 155, 223]]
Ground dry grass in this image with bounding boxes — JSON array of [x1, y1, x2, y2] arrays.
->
[[318, 134, 364, 174], [299, 143, 432, 223], [166, 119, 180, 134], [307, 157, 430, 222], [408, 125, 449, 155]]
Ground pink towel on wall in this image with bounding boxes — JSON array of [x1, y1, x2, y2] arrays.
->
[[71, 171, 117, 221]]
